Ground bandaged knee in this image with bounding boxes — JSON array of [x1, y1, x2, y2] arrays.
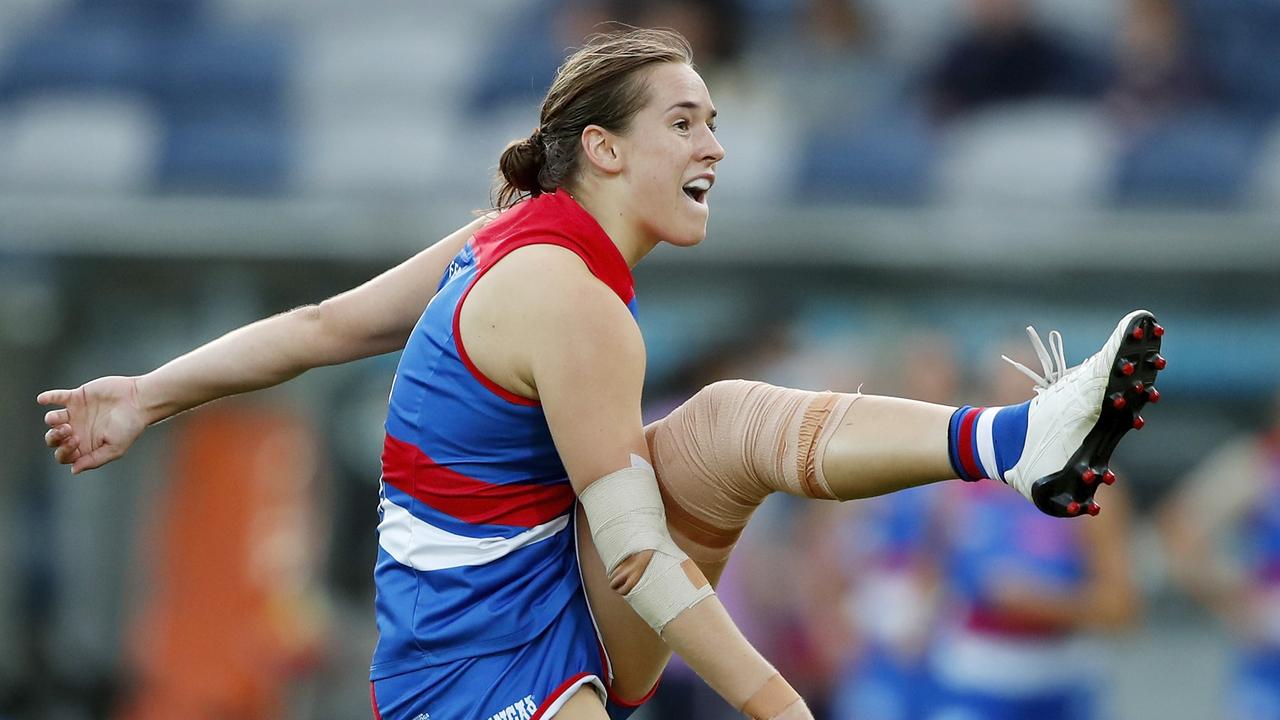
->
[[579, 461, 715, 634], [645, 380, 860, 562]]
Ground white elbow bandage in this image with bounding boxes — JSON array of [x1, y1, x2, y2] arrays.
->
[[579, 461, 715, 634]]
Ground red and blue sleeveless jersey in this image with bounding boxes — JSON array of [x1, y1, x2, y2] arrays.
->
[[371, 190, 637, 679]]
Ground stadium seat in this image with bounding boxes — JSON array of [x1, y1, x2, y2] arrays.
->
[[0, 15, 157, 100], [152, 26, 292, 121], [1112, 110, 1264, 207], [795, 105, 936, 204], [937, 101, 1110, 208], [294, 111, 453, 198], [1184, 0, 1280, 118], [156, 115, 290, 194], [296, 21, 469, 126], [0, 92, 160, 193]]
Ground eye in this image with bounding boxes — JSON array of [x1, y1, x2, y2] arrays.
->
[[673, 119, 690, 132], [707, 122, 718, 134]]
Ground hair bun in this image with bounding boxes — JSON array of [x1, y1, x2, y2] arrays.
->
[[498, 129, 547, 197]]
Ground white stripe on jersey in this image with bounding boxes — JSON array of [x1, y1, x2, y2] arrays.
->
[[378, 496, 570, 571]]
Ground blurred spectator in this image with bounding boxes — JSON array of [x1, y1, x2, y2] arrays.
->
[[1106, 0, 1263, 207], [923, 344, 1140, 720], [1106, 0, 1205, 134], [925, 0, 1107, 122], [780, 0, 891, 115], [606, 0, 745, 77], [1160, 391, 1280, 719]]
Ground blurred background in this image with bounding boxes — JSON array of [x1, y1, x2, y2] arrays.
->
[[1, 0, 1279, 718]]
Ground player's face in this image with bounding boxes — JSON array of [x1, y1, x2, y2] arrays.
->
[[618, 62, 724, 248]]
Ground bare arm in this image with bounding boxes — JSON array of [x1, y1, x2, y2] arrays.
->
[[39, 215, 487, 472], [988, 486, 1141, 632], [477, 246, 808, 718], [1158, 437, 1261, 621]]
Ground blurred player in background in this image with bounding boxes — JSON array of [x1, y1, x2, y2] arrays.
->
[[1161, 391, 1280, 719], [825, 332, 959, 720], [37, 27, 1164, 720], [923, 340, 1142, 720]]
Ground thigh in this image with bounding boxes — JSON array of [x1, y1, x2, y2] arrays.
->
[[575, 504, 732, 704]]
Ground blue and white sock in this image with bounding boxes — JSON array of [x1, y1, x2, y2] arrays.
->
[[947, 402, 1030, 483]]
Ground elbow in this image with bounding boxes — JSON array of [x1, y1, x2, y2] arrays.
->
[[307, 300, 365, 363], [609, 549, 655, 595], [295, 302, 324, 328]]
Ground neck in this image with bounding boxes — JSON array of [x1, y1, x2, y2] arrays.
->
[[570, 186, 657, 269]]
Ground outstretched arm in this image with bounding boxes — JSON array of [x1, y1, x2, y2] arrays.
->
[[38, 215, 489, 473]]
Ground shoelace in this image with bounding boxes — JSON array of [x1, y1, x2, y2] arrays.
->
[[1002, 326, 1069, 391]]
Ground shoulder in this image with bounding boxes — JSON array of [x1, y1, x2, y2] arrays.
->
[[479, 243, 641, 348]]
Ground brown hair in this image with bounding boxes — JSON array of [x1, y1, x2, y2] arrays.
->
[[494, 27, 694, 209]]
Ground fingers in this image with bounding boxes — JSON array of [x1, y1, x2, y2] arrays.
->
[[54, 442, 82, 466], [44, 409, 70, 428], [73, 446, 120, 474], [44, 424, 74, 448], [46, 423, 81, 466], [37, 389, 72, 406]]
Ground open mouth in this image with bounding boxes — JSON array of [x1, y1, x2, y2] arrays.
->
[[682, 177, 711, 204]]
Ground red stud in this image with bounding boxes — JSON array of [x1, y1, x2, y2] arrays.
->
[[1147, 387, 1161, 403], [1132, 381, 1145, 394], [1066, 501, 1081, 516], [1133, 415, 1146, 430], [1087, 502, 1101, 516], [1152, 354, 1167, 370], [1102, 469, 1117, 485], [1118, 359, 1136, 376], [1153, 323, 1164, 337], [1110, 393, 1127, 409], [1132, 326, 1145, 340], [1082, 468, 1098, 485]]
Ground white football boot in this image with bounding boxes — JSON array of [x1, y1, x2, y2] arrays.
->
[[1001, 310, 1165, 517]]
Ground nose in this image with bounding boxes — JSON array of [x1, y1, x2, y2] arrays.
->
[[701, 127, 725, 164]]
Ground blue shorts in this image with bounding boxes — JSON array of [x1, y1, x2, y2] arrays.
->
[[370, 590, 654, 720]]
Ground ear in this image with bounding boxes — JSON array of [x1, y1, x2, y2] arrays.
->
[[580, 124, 624, 175]]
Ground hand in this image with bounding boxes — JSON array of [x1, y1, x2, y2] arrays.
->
[[37, 376, 148, 473]]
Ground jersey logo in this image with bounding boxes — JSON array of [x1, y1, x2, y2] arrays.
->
[[485, 694, 536, 720]]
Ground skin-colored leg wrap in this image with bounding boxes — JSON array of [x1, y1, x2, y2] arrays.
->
[[644, 380, 860, 563]]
